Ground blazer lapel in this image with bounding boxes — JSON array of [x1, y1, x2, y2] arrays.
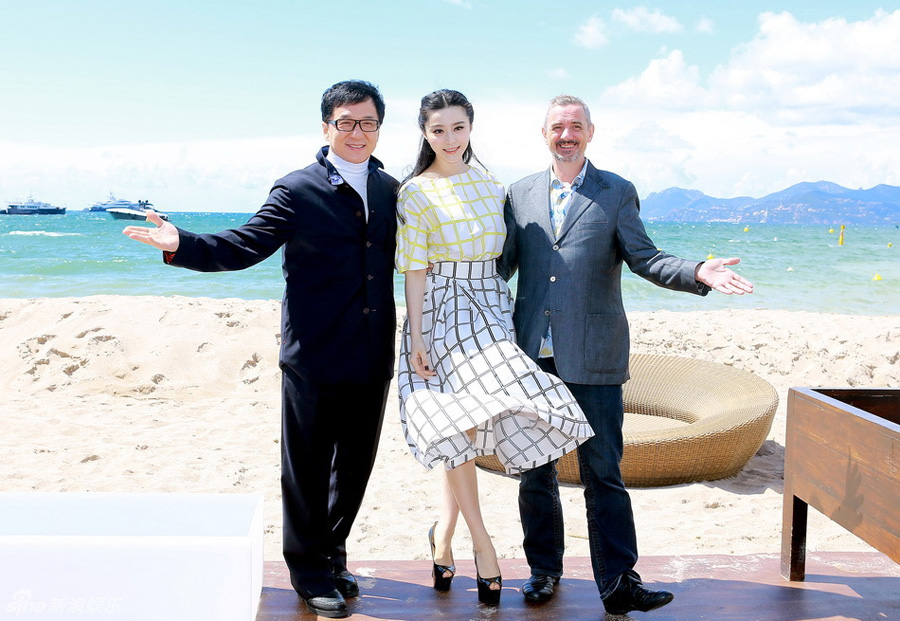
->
[[525, 169, 555, 241]]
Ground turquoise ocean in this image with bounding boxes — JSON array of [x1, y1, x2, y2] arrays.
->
[[1, 211, 897, 315]]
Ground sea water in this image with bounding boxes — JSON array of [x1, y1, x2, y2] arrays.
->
[[1, 211, 897, 315]]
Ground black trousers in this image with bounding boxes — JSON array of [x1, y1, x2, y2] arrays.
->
[[280, 363, 390, 598]]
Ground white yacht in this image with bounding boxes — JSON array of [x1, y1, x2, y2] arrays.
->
[[107, 206, 169, 221], [3, 196, 66, 215], [88, 194, 169, 221]]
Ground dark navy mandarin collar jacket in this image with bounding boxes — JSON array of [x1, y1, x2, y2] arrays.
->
[[168, 146, 399, 384]]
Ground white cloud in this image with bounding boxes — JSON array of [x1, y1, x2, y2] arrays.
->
[[708, 10, 900, 124], [599, 10, 900, 120], [4, 13, 900, 210], [0, 137, 323, 213], [575, 16, 608, 49], [548, 68, 569, 80], [611, 7, 682, 33], [602, 49, 705, 108], [617, 122, 693, 151], [586, 10, 900, 197], [576, 8, 681, 50], [695, 18, 714, 34], [0, 98, 549, 210], [466, 101, 551, 185]]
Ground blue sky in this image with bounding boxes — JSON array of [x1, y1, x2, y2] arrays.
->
[[2, 1, 898, 212]]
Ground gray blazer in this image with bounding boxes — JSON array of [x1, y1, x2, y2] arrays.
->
[[497, 162, 708, 385]]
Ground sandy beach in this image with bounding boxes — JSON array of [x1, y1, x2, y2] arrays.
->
[[2, 296, 898, 566]]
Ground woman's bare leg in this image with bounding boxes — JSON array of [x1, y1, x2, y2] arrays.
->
[[432, 470, 459, 576], [444, 458, 501, 586]]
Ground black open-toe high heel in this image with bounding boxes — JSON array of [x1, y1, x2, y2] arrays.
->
[[474, 550, 502, 606], [428, 521, 455, 591]]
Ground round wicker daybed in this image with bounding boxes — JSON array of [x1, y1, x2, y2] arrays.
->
[[476, 354, 779, 487]]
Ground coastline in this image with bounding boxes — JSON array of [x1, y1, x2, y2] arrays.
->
[[2, 296, 898, 563]]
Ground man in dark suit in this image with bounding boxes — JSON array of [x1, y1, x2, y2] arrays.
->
[[497, 95, 753, 616], [123, 80, 398, 619]]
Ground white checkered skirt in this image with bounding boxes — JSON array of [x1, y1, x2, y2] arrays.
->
[[399, 260, 594, 473]]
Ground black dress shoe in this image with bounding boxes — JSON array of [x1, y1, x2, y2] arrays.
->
[[304, 589, 349, 619], [522, 574, 560, 603], [334, 569, 360, 598], [602, 570, 674, 615]]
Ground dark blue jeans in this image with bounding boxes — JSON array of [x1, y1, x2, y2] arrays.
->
[[518, 357, 638, 597]]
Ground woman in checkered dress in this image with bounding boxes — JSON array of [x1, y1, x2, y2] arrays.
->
[[395, 90, 593, 604]]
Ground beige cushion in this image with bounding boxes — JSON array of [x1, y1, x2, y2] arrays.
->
[[476, 354, 779, 487]]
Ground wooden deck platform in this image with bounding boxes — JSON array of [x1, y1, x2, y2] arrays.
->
[[257, 552, 899, 620]]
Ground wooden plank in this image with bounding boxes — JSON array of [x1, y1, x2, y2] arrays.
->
[[815, 388, 900, 425], [257, 553, 900, 621], [785, 430, 900, 537], [781, 493, 808, 580]]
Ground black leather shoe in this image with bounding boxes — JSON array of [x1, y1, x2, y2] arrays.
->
[[602, 570, 673, 615], [304, 589, 349, 618], [522, 574, 560, 603], [334, 569, 359, 598]]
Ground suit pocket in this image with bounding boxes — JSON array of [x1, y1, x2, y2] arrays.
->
[[580, 208, 609, 225], [583, 314, 629, 373]]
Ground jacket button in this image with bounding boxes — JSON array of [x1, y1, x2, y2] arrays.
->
[[366, 241, 372, 247], [356, 211, 362, 217], [367, 274, 374, 280], [552, 244, 559, 251], [544, 310, 551, 316], [363, 308, 370, 314], [550, 276, 557, 282]]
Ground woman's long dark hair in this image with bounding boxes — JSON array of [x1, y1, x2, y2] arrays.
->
[[403, 89, 485, 183]]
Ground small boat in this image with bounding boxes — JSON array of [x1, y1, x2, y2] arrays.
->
[[107, 205, 169, 221], [3, 196, 66, 215], [87, 193, 155, 213]]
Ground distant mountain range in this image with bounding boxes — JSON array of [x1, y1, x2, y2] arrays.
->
[[641, 181, 900, 224]]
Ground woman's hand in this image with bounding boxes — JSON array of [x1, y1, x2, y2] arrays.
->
[[403, 269, 435, 380], [410, 334, 436, 380]]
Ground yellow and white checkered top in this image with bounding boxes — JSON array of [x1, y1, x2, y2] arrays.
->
[[395, 167, 506, 273]]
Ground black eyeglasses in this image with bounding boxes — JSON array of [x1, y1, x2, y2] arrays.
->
[[327, 119, 381, 133]]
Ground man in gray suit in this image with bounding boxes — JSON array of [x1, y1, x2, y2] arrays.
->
[[497, 95, 753, 616]]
